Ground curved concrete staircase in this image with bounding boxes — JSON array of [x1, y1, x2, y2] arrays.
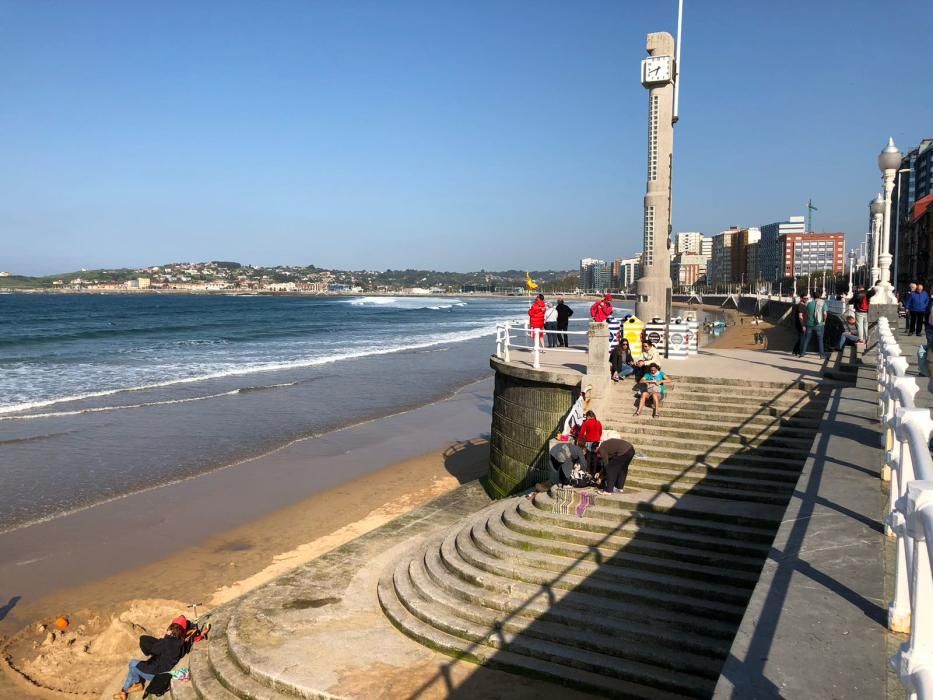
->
[[174, 375, 828, 699]]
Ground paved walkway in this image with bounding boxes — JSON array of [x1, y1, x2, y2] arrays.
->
[[714, 363, 888, 698]]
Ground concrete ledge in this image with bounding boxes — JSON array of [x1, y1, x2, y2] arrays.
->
[[713, 370, 886, 698], [489, 355, 583, 387]]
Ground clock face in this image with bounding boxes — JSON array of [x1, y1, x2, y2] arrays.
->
[[642, 56, 672, 84]]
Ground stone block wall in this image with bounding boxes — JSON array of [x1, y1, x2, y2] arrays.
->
[[487, 369, 579, 498]]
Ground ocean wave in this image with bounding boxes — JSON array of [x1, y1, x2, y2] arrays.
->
[[347, 296, 466, 311], [0, 325, 496, 417]]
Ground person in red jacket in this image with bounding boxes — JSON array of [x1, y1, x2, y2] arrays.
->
[[590, 294, 613, 323], [577, 410, 603, 475], [528, 294, 547, 347]]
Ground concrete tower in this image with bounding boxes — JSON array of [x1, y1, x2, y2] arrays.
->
[[635, 32, 676, 322]]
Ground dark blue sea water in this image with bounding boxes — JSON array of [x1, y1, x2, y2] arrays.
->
[[0, 293, 599, 531]]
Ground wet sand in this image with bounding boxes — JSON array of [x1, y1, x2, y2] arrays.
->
[[0, 378, 493, 640]]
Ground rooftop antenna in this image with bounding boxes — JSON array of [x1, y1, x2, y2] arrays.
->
[[673, 0, 684, 123], [807, 198, 818, 232]]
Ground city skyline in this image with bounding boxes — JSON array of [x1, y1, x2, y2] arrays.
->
[[2, 1, 932, 276]]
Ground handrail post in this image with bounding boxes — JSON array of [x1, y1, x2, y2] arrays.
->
[[893, 481, 933, 691], [495, 324, 503, 359], [503, 322, 511, 363], [533, 328, 541, 369]]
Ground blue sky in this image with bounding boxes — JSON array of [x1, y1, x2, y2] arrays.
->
[[1, 0, 931, 275]]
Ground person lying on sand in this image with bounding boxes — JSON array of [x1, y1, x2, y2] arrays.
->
[[114, 616, 188, 699]]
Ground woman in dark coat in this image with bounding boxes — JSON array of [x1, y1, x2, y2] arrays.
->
[[114, 618, 187, 699]]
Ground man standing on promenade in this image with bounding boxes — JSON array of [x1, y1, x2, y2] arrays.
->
[[802, 290, 828, 360], [906, 283, 918, 332], [907, 283, 929, 336], [792, 293, 808, 356], [851, 285, 874, 343], [555, 297, 573, 347]]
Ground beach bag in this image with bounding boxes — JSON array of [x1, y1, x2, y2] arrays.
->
[[920, 345, 930, 377]]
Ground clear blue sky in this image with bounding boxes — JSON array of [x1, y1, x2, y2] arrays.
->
[[1, 0, 931, 275]]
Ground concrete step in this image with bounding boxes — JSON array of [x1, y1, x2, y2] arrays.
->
[[575, 488, 786, 527], [626, 405, 823, 426], [205, 615, 294, 700], [611, 413, 822, 434], [377, 566, 693, 700], [656, 384, 816, 400], [458, 521, 752, 609], [531, 492, 776, 543], [608, 421, 816, 445], [627, 468, 797, 495], [396, 555, 722, 692], [624, 442, 807, 469], [658, 375, 823, 391], [404, 555, 729, 666], [607, 393, 825, 412], [437, 524, 747, 624], [501, 501, 767, 572], [631, 458, 802, 483], [612, 431, 811, 457], [516, 498, 770, 559], [624, 474, 793, 505], [484, 506, 760, 588], [421, 525, 740, 641]]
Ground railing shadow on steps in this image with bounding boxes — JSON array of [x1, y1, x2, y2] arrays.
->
[[394, 373, 867, 699]]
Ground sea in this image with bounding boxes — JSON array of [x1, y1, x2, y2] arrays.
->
[[0, 293, 602, 533]]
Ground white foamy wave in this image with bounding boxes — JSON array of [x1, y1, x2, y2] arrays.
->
[[348, 296, 466, 311], [0, 390, 242, 421], [0, 325, 496, 418]]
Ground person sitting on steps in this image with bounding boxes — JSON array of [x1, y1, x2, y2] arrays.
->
[[635, 363, 668, 418], [609, 338, 636, 381], [634, 340, 657, 380]]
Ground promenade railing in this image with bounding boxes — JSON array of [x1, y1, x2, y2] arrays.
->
[[494, 320, 588, 369], [877, 316, 933, 698]]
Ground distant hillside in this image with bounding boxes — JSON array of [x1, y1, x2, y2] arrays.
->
[[0, 263, 579, 292]]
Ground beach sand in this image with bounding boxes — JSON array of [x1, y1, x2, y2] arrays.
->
[[0, 381, 494, 698], [675, 303, 795, 352]]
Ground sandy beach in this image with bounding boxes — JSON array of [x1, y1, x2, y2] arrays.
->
[[0, 378, 494, 698]]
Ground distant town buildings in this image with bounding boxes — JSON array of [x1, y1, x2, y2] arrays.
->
[[708, 229, 736, 286], [759, 216, 805, 282], [778, 232, 845, 278], [0, 271, 11, 277], [893, 138, 933, 289]]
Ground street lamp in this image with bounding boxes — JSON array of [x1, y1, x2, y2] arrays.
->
[[869, 193, 884, 285], [892, 167, 911, 294], [874, 137, 902, 304], [847, 249, 856, 299]]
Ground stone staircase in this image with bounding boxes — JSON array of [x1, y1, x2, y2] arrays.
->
[[174, 376, 829, 699]]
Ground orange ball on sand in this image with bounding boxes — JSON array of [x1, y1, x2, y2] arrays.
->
[[54, 617, 69, 630]]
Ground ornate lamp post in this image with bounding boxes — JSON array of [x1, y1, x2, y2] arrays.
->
[[847, 249, 856, 299], [870, 193, 884, 286], [874, 137, 902, 304]]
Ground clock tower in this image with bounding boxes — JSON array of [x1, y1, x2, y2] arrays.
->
[[635, 31, 676, 323]]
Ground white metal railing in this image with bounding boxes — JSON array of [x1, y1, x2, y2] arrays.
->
[[877, 316, 933, 698], [494, 319, 588, 369]]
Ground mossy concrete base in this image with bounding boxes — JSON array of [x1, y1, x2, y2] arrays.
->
[[487, 356, 581, 498]]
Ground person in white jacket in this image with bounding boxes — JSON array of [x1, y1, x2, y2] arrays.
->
[[544, 302, 558, 348]]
